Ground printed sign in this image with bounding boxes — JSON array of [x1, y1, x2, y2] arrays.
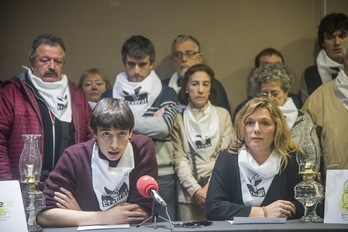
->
[[324, 170, 348, 224], [0, 180, 28, 231]]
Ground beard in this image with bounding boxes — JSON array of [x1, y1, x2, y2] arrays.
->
[[178, 66, 189, 78]]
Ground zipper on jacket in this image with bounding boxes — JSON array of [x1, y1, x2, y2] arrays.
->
[[49, 111, 56, 171]]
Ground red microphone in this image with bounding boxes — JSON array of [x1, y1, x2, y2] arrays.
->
[[137, 175, 167, 207]]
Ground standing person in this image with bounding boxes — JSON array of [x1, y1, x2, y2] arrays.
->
[[302, 40, 348, 185], [233, 48, 301, 124], [37, 98, 158, 227], [172, 64, 233, 221], [300, 13, 348, 104], [0, 33, 92, 183], [205, 97, 304, 220], [162, 35, 231, 113], [102, 35, 178, 220], [78, 68, 111, 109], [249, 62, 321, 170]]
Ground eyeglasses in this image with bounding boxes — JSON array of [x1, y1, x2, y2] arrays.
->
[[172, 51, 199, 60], [257, 91, 280, 98]]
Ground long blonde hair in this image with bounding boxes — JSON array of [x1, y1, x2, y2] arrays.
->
[[230, 97, 298, 169]]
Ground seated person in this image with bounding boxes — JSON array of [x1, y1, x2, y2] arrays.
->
[[37, 98, 158, 227], [233, 48, 301, 124], [78, 68, 111, 109], [205, 97, 304, 220], [172, 64, 233, 221]]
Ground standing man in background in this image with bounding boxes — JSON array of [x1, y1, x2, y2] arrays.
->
[[0, 33, 92, 185], [102, 35, 178, 220], [300, 13, 348, 104], [162, 35, 231, 114], [302, 40, 348, 185]]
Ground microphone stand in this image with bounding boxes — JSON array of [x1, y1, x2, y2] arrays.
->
[[136, 201, 171, 229]]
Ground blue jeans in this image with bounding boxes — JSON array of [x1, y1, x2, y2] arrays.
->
[[157, 174, 177, 221]]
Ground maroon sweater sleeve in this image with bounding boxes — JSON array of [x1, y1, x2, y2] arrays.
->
[[128, 134, 158, 214], [42, 140, 97, 210]]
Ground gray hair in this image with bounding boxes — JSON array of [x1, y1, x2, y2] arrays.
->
[[250, 62, 293, 97], [171, 35, 200, 54], [29, 33, 66, 63]]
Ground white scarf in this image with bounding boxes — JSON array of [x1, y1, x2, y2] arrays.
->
[[278, 98, 298, 129], [26, 66, 72, 122], [238, 146, 281, 206], [168, 72, 181, 93], [316, 49, 342, 83], [334, 69, 348, 111], [91, 142, 134, 211], [183, 102, 220, 161], [112, 70, 162, 118], [88, 101, 97, 110], [168, 72, 186, 112]]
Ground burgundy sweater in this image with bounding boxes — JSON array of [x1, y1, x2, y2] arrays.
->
[[0, 68, 92, 180], [42, 134, 158, 214]]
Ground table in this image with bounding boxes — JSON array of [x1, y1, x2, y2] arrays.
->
[[43, 220, 348, 232]]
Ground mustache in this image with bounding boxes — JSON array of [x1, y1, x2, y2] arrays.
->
[[43, 70, 58, 77]]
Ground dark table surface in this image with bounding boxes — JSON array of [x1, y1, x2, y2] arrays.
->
[[42, 220, 348, 232]]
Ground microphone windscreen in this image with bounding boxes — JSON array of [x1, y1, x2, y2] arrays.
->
[[136, 175, 159, 198]]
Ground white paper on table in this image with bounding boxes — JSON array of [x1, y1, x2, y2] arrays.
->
[[228, 217, 286, 224], [77, 224, 130, 231], [324, 169, 348, 224], [0, 180, 28, 232]]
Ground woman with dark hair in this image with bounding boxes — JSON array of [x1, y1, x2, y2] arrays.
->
[[172, 64, 233, 220]]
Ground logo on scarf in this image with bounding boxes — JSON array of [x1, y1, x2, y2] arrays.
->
[[123, 87, 148, 105], [56, 95, 68, 111], [330, 67, 340, 79], [101, 182, 129, 207], [195, 135, 212, 149], [247, 172, 265, 197]]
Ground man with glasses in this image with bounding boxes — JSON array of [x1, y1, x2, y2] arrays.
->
[[0, 33, 92, 184], [162, 35, 231, 113]]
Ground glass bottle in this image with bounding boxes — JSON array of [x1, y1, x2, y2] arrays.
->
[[19, 134, 45, 232]]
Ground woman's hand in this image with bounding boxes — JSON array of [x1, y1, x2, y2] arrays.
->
[[54, 187, 82, 211], [264, 200, 296, 218], [193, 183, 209, 209]]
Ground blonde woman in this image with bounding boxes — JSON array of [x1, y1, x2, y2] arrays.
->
[[205, 97, 304, 220]]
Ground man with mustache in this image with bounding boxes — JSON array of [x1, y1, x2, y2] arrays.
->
[[0, 33, 92, 186]]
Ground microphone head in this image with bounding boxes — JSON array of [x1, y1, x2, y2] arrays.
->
[[136, 175, 159, 198]]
